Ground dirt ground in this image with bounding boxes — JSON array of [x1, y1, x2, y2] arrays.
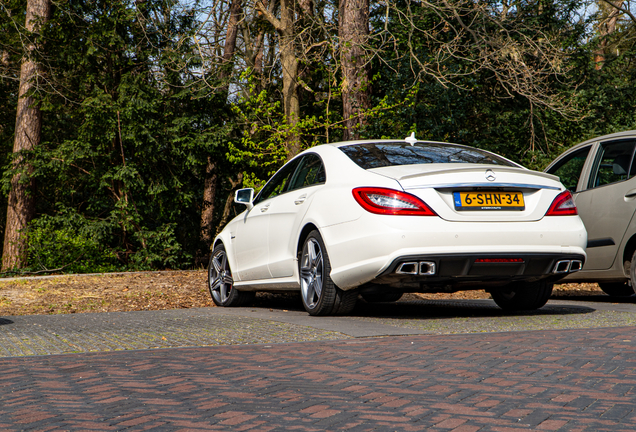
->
[[0, 270, 608, 316]]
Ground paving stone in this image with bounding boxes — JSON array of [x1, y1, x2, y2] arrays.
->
[[1, 327, 636, 430], [3, 300, 636, 430]]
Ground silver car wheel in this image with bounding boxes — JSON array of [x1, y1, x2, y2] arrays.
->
[[300, 237, 323, 309], [209, 249, 234, 304]]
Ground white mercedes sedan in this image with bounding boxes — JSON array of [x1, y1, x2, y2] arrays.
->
[[209, 136, 587, 316]]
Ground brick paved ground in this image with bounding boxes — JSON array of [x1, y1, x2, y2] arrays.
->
[[2, 325, 636, 431]]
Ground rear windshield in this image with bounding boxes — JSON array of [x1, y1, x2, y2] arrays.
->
[[339, 142, 517, 169]]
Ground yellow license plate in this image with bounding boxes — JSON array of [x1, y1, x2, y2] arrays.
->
[[453, 191, 524, 211]]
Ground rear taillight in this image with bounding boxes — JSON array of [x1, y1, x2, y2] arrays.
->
[[546, 190, 578, 216], [352, 187, 437, 216]]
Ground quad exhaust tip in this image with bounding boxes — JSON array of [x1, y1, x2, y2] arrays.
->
[[396, 261, 436, 276], [553, 260, 583, 274], [396, 259, 581, 276]]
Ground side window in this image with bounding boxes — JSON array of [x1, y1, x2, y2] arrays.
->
[[547, 146, 591, 192], [588, 139, 636, 189], [253, 159, 301, 205], [288, 154, 326, 191]]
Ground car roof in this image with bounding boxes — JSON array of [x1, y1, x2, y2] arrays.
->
[[566, 130, 636, 151], [320, 138, 472, 148]]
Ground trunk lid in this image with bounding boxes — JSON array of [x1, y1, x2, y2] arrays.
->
[[370, 164, 564, 222]]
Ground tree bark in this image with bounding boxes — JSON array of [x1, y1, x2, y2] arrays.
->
[[200, 158, 218, 248], [2, 0, 51, 270], [200, 0, 241, 249], [257, 0, 302, 158], [339, 0, 370, 141], [219, 0, 242, 81], [215, 173, 243, 237], [595, 0, 623, 70]]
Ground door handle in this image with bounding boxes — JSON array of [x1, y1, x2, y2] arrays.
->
[[625, 189, 636, 199], [294, 194, 307, 205], [260, 204, 270, 212]]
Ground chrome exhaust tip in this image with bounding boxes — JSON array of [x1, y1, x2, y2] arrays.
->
[[569, 260, 583, 272], [419, 261, 436, 275], [395, 261, 437, 276], [396, 262, 418, 275], [553, 260, 571, 274]]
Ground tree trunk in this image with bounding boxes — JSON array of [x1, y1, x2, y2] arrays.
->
[[215, 173, 244, 237], [257, 0, 302, 158], [219, 0, 242, 81], [2, 0, 51, 270], [200, 0, 241, 250], [339, 0, 370, 141], [200, 158, 218, 248], [595, 0, 623, 70]]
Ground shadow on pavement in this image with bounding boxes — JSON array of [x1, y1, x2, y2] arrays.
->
[[0, 318, 13, 325], [353, 299, 596, 319], [553, 294, 636, 304], [251, 292, 596, 319]]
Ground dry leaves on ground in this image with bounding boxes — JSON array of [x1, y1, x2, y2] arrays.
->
[[0, 271, 212, 316], [0, 270, 607, 316]]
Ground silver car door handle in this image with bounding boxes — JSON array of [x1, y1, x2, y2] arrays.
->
[[260, 204, 270, 212], [294, 194, 307, 205], [625, 189, 636, 198]]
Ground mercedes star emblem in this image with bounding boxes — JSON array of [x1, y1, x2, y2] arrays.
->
[[485, 169, 496, 182]]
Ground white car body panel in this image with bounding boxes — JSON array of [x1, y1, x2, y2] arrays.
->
[[323, 214, 586, 289], [266, 185, 319, 278], [231, 206, 271, 281]]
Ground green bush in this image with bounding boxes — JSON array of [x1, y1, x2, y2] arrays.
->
[[128, 223, 189, 271], [23, 208, 190, 274], [25, 209, 119, 274]]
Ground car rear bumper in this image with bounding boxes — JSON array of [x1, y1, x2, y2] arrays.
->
[[368, 252, 585, 291], [322, 214, 587, 289]]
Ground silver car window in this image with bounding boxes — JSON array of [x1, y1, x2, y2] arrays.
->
[[588, 139, 636, 189]]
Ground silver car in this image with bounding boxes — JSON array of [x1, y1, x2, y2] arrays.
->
[[545, 131, 636, 296]]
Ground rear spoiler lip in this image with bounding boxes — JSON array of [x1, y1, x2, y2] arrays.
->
[[402, 182, 562, 191]]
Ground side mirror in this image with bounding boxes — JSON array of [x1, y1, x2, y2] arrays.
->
[[234, 188, 254, 210]]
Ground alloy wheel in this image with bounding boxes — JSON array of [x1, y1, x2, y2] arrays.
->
[[209, 249, 234, 304], [300, 238, 323, 309]]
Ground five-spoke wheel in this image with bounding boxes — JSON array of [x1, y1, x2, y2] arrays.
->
[[208, 244, 254, 307], [300, 230, 357, 315], [300, 236, 324, 310]]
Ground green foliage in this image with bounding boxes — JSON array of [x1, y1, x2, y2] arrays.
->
[[3, 0, 636, 274], [26, 210, 118, 274], [366, 0, 592, 170], [229, 73, 327, 189], [129, 223, 189, 270], [1, 0, 229, 272]]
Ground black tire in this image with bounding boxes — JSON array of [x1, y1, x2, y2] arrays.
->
[[208, 244, 255, 307], [491, 280, 553, 311], [361, 292, 403, 303], [599, 282, 634, 297], [600, 249, 636, 297], [299, 230, 357, 316]]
